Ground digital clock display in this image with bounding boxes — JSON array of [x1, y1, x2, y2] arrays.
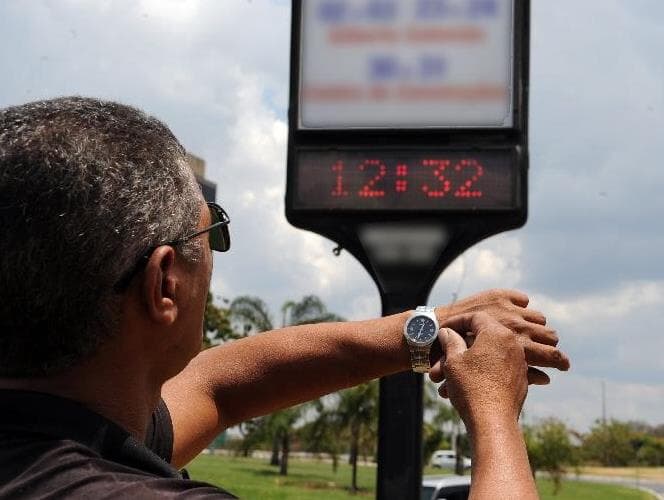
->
[[293, 149, 516, 211]]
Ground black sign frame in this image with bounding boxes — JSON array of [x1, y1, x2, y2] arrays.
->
[[287, 0, 529, 217]]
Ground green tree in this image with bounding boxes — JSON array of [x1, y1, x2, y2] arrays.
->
[[300, 399, 345, 473], [305, 382, 379, 491], [623, 422, 664, 466], [337, 382, 378, 492], [281, 295, 344, 326], [229, 294, 344, 476], [653, 424, 664, 438], [582, 420, 637, 466], [636, 436, 664, 466], [422, 380, 459, 468], [235, 418, 267, 458], [525, 418, 576, 494], [228, 296, 273, 336], [203, 292, 237, 348]]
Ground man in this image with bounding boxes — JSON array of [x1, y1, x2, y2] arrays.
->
[[0, 97, 569, 498]]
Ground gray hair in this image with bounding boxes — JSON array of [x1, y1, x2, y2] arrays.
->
[[0, 96, 202, 376]]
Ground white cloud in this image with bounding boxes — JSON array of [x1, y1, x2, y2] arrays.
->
[[430, 233, 524, 304], [474, 242, 521, 284], [138, 0, 201, 26], [531, 281, 664, 327]]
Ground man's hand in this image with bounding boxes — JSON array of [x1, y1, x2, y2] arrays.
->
[[432, 313, 529, 429], [433, 312, 540, 499], [434, 289, 570, 381]]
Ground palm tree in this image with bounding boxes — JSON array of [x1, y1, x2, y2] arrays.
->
[[337, 382, 379, 492], [229, 294, 344, 475], [228, 296, 273, 336], [280, 295, 344, 326], [300, 398, 344, 473], [306, 382, 379, 491], [423, 380, 467, 475]]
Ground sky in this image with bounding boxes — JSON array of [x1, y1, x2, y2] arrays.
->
[[1, 0, 663, 432]]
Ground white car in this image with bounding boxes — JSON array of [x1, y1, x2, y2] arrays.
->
[[422, 475, 471, 500], [430, 450, 472, 469]]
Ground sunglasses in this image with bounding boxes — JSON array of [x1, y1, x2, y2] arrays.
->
[[168, 202, 231, 253], [113, 202, 230, 291]]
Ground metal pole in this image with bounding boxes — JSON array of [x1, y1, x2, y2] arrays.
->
[[601, 380, 606, 425], [376, 298, 424, 500]]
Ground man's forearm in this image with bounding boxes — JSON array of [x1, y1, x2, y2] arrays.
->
[[201, 313, 410, 424], [468, 418, 537, 500], [162, 312, 411, 465]]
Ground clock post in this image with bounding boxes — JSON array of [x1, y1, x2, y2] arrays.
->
[[285, 1, 530, 499]]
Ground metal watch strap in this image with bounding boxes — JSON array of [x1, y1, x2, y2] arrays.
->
[[409, 306, 435, 373], [410, 344, 431, 373]]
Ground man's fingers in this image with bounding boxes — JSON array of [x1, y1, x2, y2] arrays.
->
[[521, 308, 547, 326], [440, 312, 502, 339], [501, 312, 558, 345], [503, 291, 547, 326], [429, 355, 445, 383], [438, 381, 449, 399], [507, 289, 530, 308], [429, 363, 445, 383], [527, 367, 550, 385], [430, 327, 467, 382], [440, 327, 467, 359], [513, 322, 559, 347], [521, 340, 571, 371]]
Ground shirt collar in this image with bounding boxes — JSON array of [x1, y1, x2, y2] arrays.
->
[[0, 389, 180, 479]]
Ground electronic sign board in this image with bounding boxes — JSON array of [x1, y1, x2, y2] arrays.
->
[[294, 148, 517, 211], [300, 0, 515, 129], [288, 0, 527, 217]]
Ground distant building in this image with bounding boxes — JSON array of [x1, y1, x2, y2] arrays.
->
[[186, 152, 216, 203]]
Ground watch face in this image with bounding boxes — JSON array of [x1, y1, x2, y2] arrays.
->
[[406, 315, 438, 344]]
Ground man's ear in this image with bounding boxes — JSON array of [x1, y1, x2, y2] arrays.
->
[[142, 246, 179, 326]]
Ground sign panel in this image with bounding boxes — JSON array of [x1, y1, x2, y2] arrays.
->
[[294, 148, 516, 210], [300, 0, 515, 129]]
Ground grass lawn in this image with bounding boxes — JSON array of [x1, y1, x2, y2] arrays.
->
[[188, 455, 375, 499], [186, 455, 655, 499], [538, 480, 653, 500]]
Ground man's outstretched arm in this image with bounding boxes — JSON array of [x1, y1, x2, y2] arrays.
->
[[162, 289, 569, 467]]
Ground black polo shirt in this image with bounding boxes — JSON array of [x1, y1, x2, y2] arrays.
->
[[0, 390, 236, 499]]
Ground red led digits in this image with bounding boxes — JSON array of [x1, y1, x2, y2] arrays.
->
[[421, 159, 451, 198], [358, 160, 387, 198], [330, 160, 348, 197], [322, 154, 493, 207], [395, 163, 408, 192], [453, 159, 484, 198]]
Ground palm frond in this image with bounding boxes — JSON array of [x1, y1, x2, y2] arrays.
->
[[229, 295, 274, 333], [287, 295, 345, 325]]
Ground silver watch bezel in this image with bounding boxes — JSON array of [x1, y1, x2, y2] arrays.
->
[[403, 308, 439, 347]]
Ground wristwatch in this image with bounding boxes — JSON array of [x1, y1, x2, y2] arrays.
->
[[403, 306, 439, 373]]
